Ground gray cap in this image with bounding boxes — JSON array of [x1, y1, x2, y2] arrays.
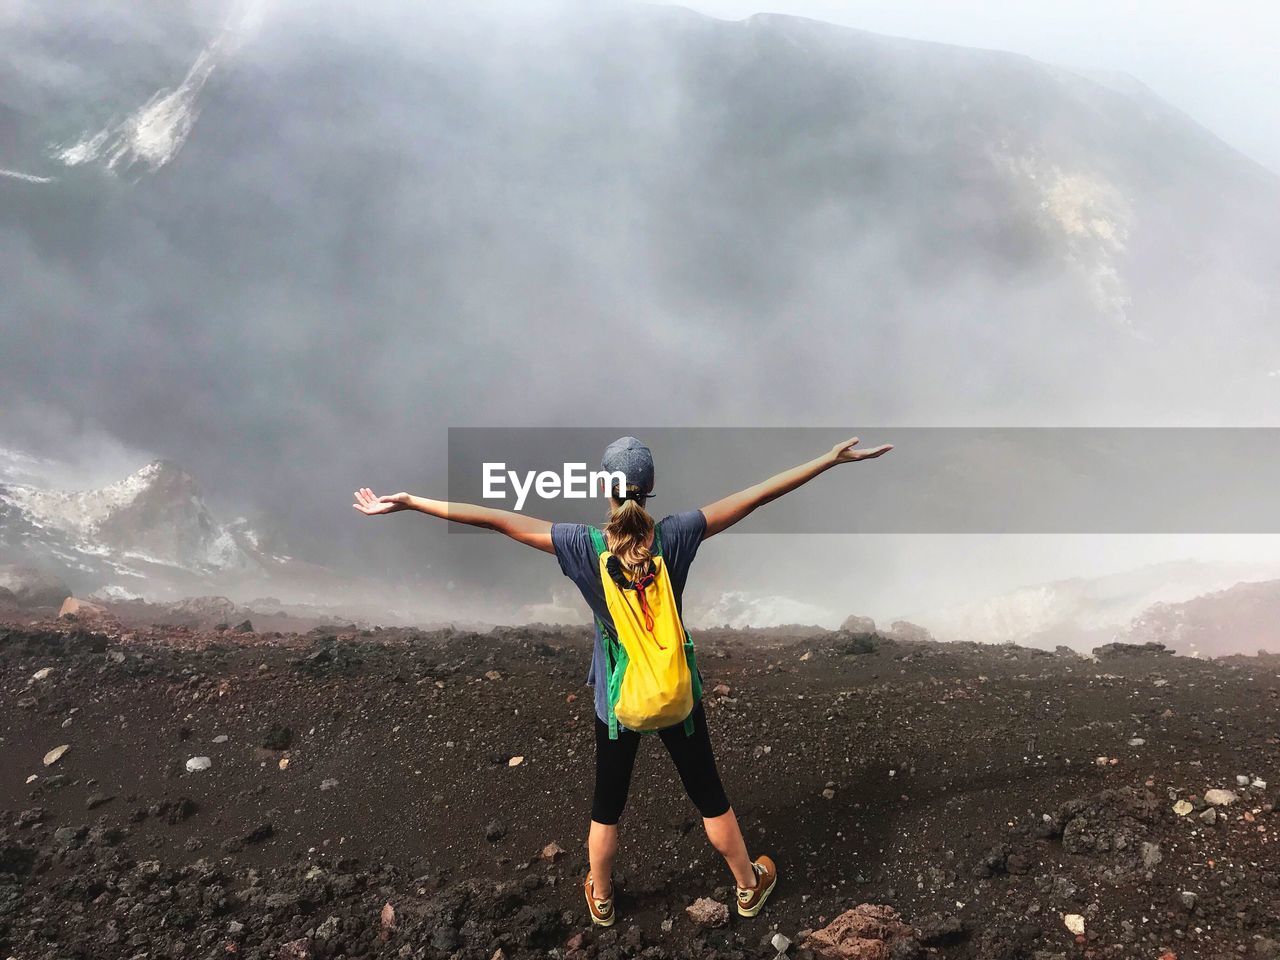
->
[[600, 436, 654, 499]]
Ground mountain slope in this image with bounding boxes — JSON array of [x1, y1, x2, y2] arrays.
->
[[2, 2, 1280, 617]]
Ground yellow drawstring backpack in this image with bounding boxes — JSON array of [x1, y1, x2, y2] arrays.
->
[[588, 524, 703, 739]]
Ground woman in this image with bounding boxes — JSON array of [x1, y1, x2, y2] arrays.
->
[[353, 434, 892, 926]]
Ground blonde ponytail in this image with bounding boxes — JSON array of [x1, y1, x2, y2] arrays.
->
[[604, 498, 654, 574]]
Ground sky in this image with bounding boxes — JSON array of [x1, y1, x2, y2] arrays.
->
[[674, 0, 1280, 174]]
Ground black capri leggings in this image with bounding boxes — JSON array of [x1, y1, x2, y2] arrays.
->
[[592, 700, 731, 825]]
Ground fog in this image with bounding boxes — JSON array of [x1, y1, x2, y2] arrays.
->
[[2, 0, 1279, 637]]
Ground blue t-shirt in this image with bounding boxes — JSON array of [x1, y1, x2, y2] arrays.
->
[[551, 510, 707, 726]]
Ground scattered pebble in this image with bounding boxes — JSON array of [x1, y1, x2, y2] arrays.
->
[[508, 755, 524, 767], [43, 745, 70, 767], [1141, 841, 1163, 868], [185, 756, 212, 773], [1063, 913, 1085, 935], [1204, 789, 1238, 806]]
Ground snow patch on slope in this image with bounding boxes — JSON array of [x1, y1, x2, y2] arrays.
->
[[0, 167, 55, 183], [53, 0, 268, 175], [3, 462, 163, 537], [0, 457, 265, 576]]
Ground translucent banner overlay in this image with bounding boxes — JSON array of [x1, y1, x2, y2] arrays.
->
[[446, 428, 1280, 533]]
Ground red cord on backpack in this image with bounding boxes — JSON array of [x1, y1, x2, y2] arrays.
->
[[633, 570, 660, 641]]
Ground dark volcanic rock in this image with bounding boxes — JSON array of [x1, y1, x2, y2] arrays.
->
[[262, 724, 293, 750], [0, 845, 36, 878], [1093, 641, 1171, 659], [840, 615, 877, 636], [917, 913, 968, 946]]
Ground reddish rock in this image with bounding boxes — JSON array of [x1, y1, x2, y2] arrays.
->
[[806, 904, 917, 960], [277, 939, 311, 960], [686, 896, 729, 928], [59, 596, 107, 620], [541, 841, 566, 862]]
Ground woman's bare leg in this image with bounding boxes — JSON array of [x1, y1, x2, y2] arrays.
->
[[587, 820, 619, 898], [702, 807, 757, 888]]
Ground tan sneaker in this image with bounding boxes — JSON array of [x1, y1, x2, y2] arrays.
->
[[584, 875, 616, 927], [735, 855, 777, 917]]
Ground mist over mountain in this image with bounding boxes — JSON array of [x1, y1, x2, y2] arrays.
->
[[0, 449, 467, 625], [3, 0, 1279, 620], [1121, 577, 1280, 657], [911, 558, 1280, 654], [0, 451, 278, 596]]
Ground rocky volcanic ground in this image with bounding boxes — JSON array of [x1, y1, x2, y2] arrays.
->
[[1, 615, 1277, 960]]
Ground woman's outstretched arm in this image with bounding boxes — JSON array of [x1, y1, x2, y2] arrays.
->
[[700, 437, 892, 539], [352, 488, 555, 554]]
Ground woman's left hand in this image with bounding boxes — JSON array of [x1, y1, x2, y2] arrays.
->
[[352, 488, 412, 515]]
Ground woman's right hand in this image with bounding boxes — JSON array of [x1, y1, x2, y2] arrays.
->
[[352, 488, 412, 516], [827, 437, 893, 464]]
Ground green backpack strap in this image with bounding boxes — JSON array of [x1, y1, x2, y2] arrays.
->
[[595, 615, 619, 740], [588, 527, 619, 738]]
